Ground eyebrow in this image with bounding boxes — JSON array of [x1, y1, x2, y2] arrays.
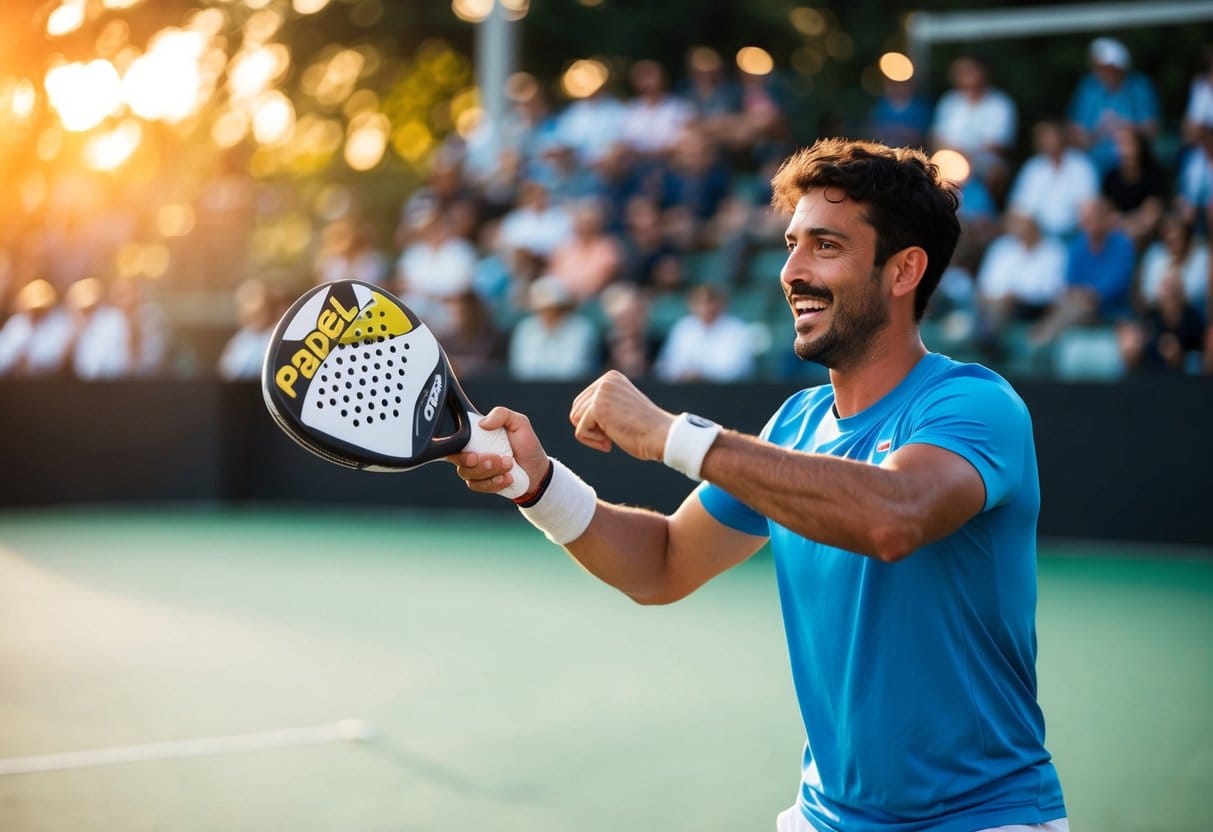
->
[[785, 226, 853, 243]]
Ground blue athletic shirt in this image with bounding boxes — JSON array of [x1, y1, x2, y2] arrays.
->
[[698, 353, 1066, 832]]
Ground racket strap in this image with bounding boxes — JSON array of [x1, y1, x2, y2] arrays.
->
[[517, 458, 597, 546]]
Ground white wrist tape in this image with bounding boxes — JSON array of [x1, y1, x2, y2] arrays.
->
[[518, 458, 598, 545], [662, 412, 722, 481]]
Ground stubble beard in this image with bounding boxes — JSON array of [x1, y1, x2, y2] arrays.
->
[[793, 267, 889, 371]]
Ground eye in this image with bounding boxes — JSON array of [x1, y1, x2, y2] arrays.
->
[[785, 241, 797, 252]]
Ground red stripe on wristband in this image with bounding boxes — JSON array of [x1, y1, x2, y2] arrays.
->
[[512, 458, 555, 507]]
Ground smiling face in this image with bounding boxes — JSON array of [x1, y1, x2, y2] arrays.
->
[[781, 190, 891, 370]]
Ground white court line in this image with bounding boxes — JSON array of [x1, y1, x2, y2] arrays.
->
[[0, 718, 377, 776]]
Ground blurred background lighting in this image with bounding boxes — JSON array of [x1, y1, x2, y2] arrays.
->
[[155, 203, 198, 238], [500, 0, 531, 21], [83, 120, 143, 171], [561, 58, 609, 99], [251, 90, 295, 145], [931, 148, 971, 184], [122, 31, 209, 123], [736, 46, 774, 76], [45, 60, 122, 132], [228, 45, 290, 100], [293, 0, 332, 13], [451, 0, 494, 24], [6, 79, 37, 120], [47, 2, 87, 37], [789, 6, 826, 36], [344, 112, 390, 170], [879, 51, 915, 82]]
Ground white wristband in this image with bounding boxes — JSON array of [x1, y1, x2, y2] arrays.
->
[[662, 412, 722, 481], [518, 458, 598, 545]]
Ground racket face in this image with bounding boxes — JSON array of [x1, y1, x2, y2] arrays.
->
[[262, 280, 474, 471]]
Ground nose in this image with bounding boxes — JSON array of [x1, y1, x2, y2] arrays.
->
[[779, 247, 802, 292]]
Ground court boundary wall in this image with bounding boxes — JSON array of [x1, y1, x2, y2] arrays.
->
[[0, 377, 1209, 546]]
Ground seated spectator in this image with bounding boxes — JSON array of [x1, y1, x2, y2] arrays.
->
[[1136, 212, 1208, 312], [1118, 270, 1206, 373], [314, 218, 391, 286], [397, 152, 481, 245], [528, 136, 599, 204], [498, 179, 574, 263], [556, 78, 627, 166], [866, 76, 933, 150], [1068, 37, 1160, 174], [1101, 124, 1166, 247], [508, 274, 599, 380], [974, 212, 1068, 347], [218, 278, 282, 381], [929, 55, 1018, 199], [0, 278, 73, 377], [618, 195, 683, 293], [680, 46, 742, 142], [1181, 45, 1213, 148], [395, 205, 478, 337], [1031, 196, 1137, 346], [1175, 125, 1213, 232], [731, 58, 793, 165], [438, 289, 505, 378], [1007, 120, 1099, 239], [654, 283, 757, 382], [547, 197, 623, 303], [585, 141, 645, 234], [598, 281, 660, 379], [81, 275, 169, 380], [66, 277, 133, 380], [464, 74, 562, 183], [619, 59, 694, 162], [657, 128, 732, 250]]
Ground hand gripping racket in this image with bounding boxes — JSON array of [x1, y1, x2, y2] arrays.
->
[[261, 279, 529, 499]]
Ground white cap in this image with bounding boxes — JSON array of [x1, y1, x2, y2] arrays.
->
[[1090, 37, 1130, 70], [528, 274, 574, 310]]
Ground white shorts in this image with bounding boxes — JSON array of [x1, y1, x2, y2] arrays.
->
[[775, 805, 1070, 832]]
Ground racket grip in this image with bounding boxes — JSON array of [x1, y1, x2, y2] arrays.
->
[[465, 419, 530, 500]]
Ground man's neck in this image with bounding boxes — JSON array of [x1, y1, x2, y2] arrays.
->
[[829, 329, 928, 418]]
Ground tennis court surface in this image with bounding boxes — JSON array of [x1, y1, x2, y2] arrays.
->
[[1, 507, 1209, 831]]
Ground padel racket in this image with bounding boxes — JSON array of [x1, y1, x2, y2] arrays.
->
[[261, 279, 529, 499]]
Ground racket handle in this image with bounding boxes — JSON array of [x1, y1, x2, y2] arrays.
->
[[465, 419, 530, 500]]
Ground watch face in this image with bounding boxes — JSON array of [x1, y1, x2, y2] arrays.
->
[[687, 414, 715, 428]]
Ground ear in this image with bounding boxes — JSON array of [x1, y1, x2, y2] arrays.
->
[[886, 246, 927, 303]]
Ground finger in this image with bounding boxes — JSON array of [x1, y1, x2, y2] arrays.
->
[[573, 409, 612, 453], [478, 406, 513, 431]]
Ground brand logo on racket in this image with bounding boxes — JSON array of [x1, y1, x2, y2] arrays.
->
[[423, 373, 443, 422], [274, 293, 360, 399]]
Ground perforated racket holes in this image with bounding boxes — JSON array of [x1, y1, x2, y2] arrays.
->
[[329, 328, 409, 430]]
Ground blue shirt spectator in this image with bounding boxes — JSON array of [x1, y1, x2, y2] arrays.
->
[[1068, 38, 1161, 173], [1065, 209, 1137, 320]]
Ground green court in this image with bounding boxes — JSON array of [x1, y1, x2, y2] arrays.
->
[[0, 508, 1209, 831]]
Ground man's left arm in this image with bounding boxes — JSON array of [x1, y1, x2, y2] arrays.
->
[[570, 371, 991, 563], [697, 434, 984, 562]]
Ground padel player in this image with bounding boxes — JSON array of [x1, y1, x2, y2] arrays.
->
[[453, 138, 1068, 832]]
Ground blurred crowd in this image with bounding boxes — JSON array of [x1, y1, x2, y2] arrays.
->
[[2, 37, 1211, 384]]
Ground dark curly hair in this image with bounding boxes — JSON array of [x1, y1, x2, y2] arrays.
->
[[770, 138, 961, 320]]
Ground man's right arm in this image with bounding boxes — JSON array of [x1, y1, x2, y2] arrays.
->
[[451, 408, 767, 605], [563, 492, 767, 605]]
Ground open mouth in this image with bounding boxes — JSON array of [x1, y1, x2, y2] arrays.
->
[[791, 296, 829, 321]]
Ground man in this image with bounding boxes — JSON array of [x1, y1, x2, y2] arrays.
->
[[453, 139, 1068, 831], [1068, 37, 1160, 174]]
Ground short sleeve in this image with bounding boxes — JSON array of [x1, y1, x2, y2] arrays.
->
[[906, 375, 1029, 512], [695, 399, 791, 538], [697, 481, 768, 537]]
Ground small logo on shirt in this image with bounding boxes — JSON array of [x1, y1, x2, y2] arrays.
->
[[876, 439, 892, 453]]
